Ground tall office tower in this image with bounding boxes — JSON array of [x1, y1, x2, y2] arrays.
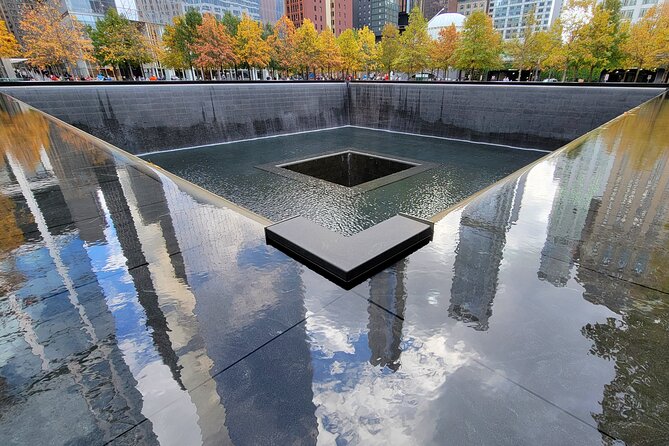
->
[[489, 0, 562, 39], [455, 0, 488, 16], [260, 0, 284, 22], [353, 0, 398, 37], [184, 0, 261, 20], [616, 0, 665, 23], [135, 0, 185, 24], [0, 0, 35, 41], [423, 0, 457, 19], [286, 0, 351, 34]]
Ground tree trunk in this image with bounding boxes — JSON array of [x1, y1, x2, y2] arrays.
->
[[127, 61, 134, 80], [518, 68, 522, 82], [588, 66, 595, 82], [561, 65, 567, 82], [633, 68, 640, 83]]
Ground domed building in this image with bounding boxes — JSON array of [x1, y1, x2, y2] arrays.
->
[[427, 11, 466, 40]]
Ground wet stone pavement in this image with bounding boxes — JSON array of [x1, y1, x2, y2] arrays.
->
[[0, 92, 668, 445]]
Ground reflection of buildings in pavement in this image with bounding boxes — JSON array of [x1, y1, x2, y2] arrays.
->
[[367, 259, 407, 372], [157, 169, 318, 444], [538, 142, 614, 287], [0, 150, 155, 443], [575, 101, 669, 444], [448, 174, 525, 331], [577, 147, 669, 294]]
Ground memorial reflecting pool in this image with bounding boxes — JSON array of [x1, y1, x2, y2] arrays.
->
[[0, 91, 668, 445]]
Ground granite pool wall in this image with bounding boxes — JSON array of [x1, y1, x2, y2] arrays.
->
[[1, 82, 664, 154]]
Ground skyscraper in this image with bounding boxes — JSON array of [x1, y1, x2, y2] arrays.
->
[[286, 0, 352, 34], [489, 0, 562, 39], [353, 0, 399, 37]]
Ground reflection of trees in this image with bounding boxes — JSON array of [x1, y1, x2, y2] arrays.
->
[[581, 301, 669, 445], [0, 193, 24, 255], [0, 106, 50, 174]]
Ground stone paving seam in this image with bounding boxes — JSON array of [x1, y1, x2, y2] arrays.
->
[[103, 290, 350, 445], [469, 356, 620, 442], [350, 287, 406, 321]]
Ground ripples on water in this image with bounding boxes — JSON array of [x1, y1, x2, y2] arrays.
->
[[144, 128, 544, 235]]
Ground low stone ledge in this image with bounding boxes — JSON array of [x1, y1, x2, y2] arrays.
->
[[265, 214, 433, 288]]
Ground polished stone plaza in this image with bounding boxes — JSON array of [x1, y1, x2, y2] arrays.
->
[[0, 88, 668, 445]]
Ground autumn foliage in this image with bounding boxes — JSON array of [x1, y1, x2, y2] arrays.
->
[[19, 2, 93, 72]]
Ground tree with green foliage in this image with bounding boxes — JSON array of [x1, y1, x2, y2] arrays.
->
[[398, 6, 431, 76], [221, 11, 241, 36], [377, 23, 401, 76], [452, 10, 503, 79], [506, 7, 543, 80], [89, 9, 151, 79], [161, 8, 202, 76]]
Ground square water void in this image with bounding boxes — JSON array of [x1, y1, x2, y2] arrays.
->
[[260, 149, 437, 191], [282, 150, 414, 187], [142, 127, 546, 236]]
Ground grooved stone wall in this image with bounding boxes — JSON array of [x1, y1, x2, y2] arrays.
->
[[0, 83, 349, 154], [348, 84, 665, 150], [1, 83, 664, 154]]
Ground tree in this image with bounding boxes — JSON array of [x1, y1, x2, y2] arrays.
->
[[578, 3, 617, 81], [19, 2, 93, 74], [506, 7, 543, 80], [398, 6, 431, 76], [235, 14, 270, 79], [0, 20, 20, 58], [431, 24, 458, 77], [377, 23, 401, 76], [89, 9, 151, 79], [602, 0, 628, 70], [161, 9, 202, 74], [452, 10, 503, 79], [623, 4, 669, 82], [221, 11, 241, 36], [358, 26, 377, 76], [317, 27, 341, 78], [294, 19, 320, 78], [558, 0, 594, 81], [268, 16, 297, 75], [337, 28, 360, 76], [190, 13, 236, 76]]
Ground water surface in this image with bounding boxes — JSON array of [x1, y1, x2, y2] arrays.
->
[[143, 128, 545, 235]]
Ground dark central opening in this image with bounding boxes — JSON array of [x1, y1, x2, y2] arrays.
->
[[281, 151, 415, 187]]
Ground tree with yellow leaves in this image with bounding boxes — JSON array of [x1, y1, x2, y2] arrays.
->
[[358, 26, 377, 77], [191, 13, 237, 76], [431, 24, 458, 77], [377, 23, 401, 76], [294, 19, 320, 79], [0, 20, 20, 58], [623, 4, 669, 82], [235, 13, 270, 79], [337, 28, 360, 77], [451, 10, 503, 79], [268, 16, 297, 76], [20, 2, 93, 75], [317, 27, 341, 78]]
